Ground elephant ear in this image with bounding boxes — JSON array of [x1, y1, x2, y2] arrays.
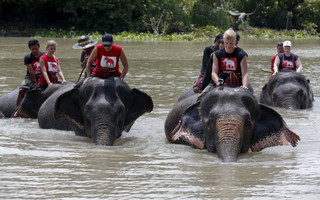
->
[[54, 88, 84, 130], [170, 101, 205, 149], [124, 88, 153, 132], [250, 104, 300, 152]]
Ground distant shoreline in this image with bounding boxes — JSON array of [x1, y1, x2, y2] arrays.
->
[[1, 27, 319, 41]]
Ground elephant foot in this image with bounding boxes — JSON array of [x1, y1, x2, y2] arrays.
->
[[170, 120, 205, 149]]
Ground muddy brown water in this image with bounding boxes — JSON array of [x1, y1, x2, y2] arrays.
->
[[0, 37, 320, 199]]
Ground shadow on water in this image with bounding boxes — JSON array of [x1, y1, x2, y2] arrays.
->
[[0, 37, 320, 199]]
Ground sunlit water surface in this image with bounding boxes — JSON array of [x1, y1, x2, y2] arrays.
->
[[0, 37, 320, 199]]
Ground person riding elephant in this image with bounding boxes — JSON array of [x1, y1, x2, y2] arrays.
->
[[165, 86, 300, 162], [211, 28, 249, 90], [37, 77, 153, 146], [260, 71, 313, 109], [12, 39, 45, 117], [273, 40, 302, 75]]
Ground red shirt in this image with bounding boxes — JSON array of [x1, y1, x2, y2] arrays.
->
[[38, 54, 59, 85], [270, 54, 277, 72], [92, 44, 122, 78]]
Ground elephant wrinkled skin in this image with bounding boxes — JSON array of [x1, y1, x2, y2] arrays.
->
[[165, 86, 300, 162], [260, 71, 313, 109], [38, 77, 153, 146]]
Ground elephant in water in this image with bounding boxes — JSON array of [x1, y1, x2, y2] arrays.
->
[[0, 83, 72, 118], [165, 86, 300, 162], [260, 71, 313, 109], [0, 88, 19, 117], [16, 82, 74, 118], [38, 77, 153, 146]]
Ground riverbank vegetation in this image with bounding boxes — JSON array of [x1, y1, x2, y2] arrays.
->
[[1, 0, 319, 41]]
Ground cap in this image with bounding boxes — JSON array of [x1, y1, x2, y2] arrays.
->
[[283, 40, 291, 47], [102, 33, 113, 46]]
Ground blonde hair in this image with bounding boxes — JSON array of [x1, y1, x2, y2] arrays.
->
[[223, 28, 236, 41], [45, 40, 57, 50]]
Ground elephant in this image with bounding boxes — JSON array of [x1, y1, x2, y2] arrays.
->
[[260, 71, 313, 109], [0, 87, 19, 117], [37, 77, 154, 146], [16, 82, 74, 118], [165, 86, 300, 162], [0, 82, 72, 118]]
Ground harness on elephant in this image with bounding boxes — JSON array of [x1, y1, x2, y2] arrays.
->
[[224, 71, 240, 87]]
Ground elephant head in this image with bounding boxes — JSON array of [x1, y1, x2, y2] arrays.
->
[[260, 71, 313, 109], [169, 87, 299, 162], [47, 77, 153, 145]]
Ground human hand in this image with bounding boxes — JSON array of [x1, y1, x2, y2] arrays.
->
[[272, 71, 278, 76], [193, 87, 200, 93], [241, 85, 248, 90]]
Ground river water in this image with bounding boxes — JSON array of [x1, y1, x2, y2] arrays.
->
[[0, 37, 320, 199]]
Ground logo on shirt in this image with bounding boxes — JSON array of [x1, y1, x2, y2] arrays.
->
[[47, 61, 58, 72], [101, 56, 117, 69], [32, 61, 41, 74], [282, 60, 294, 69], [221, 58, 237, 71]]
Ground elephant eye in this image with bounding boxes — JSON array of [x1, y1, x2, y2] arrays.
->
[[204, 116, 213, 126]]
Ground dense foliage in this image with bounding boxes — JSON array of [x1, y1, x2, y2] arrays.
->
[[0, 0, 319, 36]]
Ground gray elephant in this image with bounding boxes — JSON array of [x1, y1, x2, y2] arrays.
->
[[16, 82, 74, 118], [0, 88, 19, 117], [260, 71, 313, 109], [0, 83, 71, 118], [38, 77, 153, 145], [165, 86, 300, 162]]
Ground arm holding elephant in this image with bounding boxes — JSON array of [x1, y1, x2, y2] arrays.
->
[[211, 54, 221, 85], [26, 64, 37, 86], [119, 49, 129, 80], [86, 47, 98, 78], [295, 57, 303, 73], [40, 57, 53, 86], [56, 60, 66, 83], [240, 56, 248, 89], [273, 55, 280, 76]]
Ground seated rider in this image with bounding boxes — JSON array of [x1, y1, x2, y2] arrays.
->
[[73, 36, 97, 78], [12, 40, 45, 117], [85, 33, 129, 81], [270, 42, 284, 72], [193, 33, 223, 93], [38, 40, 67, 90], [211, 28, 249, 89], [273, 40, 302, 75]]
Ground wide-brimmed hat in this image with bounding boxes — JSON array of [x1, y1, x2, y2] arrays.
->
[[73, 36, 97, 49]]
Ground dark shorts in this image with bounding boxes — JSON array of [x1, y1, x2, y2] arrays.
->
[[19, 76, 34, 89]]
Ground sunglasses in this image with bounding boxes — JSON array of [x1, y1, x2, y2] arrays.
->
[[103, 45, 112, 47]]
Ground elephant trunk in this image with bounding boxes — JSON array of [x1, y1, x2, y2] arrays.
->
[[216, 115, 244, 162], [279, 97, 300, 109], [92, 116, 117, 146]]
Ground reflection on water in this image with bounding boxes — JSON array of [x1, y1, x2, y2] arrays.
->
[[0, 37, 320, 199]]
